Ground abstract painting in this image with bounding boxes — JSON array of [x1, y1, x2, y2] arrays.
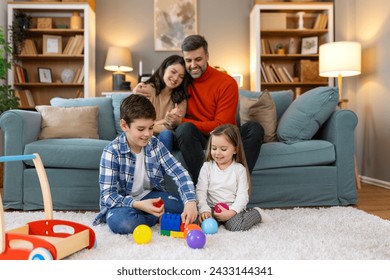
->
[[154, 0, 197, 51]]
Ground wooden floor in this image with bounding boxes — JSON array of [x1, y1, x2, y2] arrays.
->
[[355, 182, 390, 220], [0, 182, 389, 220]]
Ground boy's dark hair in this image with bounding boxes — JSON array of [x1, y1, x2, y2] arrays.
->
[[181, 35, 208, 54], [145, 54, 191, 104], [120, 94, 156, 125]]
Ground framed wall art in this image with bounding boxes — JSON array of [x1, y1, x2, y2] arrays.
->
[[154, 0, 197, 51], [301, 36, 318, 55]]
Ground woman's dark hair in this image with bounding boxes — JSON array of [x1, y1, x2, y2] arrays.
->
[[145, 55, 192, 104]]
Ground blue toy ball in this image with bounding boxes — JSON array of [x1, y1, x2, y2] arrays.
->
[[201, 217, 218, 234], [186, 229, 206, 249]]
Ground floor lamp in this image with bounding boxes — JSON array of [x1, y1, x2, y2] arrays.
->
[[319, 41, 362, 189]]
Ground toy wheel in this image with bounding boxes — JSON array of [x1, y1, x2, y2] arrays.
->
[[28, 247, 53, 260]]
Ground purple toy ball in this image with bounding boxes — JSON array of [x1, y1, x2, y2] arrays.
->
[[186, 229, 206, 249], [214, 202, 229, 213], [201, 217, 218, 234]]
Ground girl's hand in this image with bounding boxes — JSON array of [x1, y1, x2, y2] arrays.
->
[[133, 198, 164, 217], [213, 208, 236, 222], [199, 211, 212, 223]]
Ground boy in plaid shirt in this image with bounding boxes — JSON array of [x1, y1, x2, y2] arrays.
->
[[93, 94, 197, 234]]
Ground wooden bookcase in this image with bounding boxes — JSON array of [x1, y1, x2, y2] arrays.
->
[[7, 2, 96, 108], [250, 2, 334, 96]]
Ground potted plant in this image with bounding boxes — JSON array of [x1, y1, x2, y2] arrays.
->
[[275, 43, 285, 55], [0, 25, 19, 114], [10, 11, 31, 58]]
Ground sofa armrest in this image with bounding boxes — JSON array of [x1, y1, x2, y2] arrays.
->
[[315, 109, 358, 204], [0, 110, 41, 209]]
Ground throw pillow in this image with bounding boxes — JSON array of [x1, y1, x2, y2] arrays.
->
[[36, 105, 99, 140], [277, 86, 339, 144], [50, 97, 116, 140], [239, 90, 277, 142]]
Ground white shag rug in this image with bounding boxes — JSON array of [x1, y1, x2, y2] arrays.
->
[[3, 207, 390, 260]]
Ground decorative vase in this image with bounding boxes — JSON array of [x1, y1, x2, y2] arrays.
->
[[61, 68, 75, 83], [70, 12, 82, 30]]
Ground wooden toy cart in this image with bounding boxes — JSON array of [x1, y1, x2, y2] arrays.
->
[[0, 154, 96, 260]]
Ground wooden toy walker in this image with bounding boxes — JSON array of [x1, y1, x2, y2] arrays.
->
[[0, 153, 96, 260]]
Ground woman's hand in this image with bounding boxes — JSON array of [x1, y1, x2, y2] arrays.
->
[[133, 198, 164, 217], [133, 83, 154, 99]]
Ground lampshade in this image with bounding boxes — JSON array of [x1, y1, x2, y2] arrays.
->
[[104, 46, 133, 72], [319, 41, 361, 78]]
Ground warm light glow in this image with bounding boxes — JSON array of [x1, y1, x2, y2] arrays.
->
[[104, 46, 133, 72], [319, 41, 361, 78]]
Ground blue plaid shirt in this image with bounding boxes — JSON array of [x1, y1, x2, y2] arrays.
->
[[93, 132, 196, 225]]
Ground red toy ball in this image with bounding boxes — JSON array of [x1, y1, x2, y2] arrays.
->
[[214, 202, 229, 213], [153, 199, 164, 208], [186, 229, 206, 249]]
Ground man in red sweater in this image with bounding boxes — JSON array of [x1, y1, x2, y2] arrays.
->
[[175, 35, 264, 184]]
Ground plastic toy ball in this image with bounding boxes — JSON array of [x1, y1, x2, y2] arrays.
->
[[214, 202, 229, 213], [201, 218, 219, 235], [184, 223, 202, 238], [186, 229, 206, 249], [133, 224, 152, 244]]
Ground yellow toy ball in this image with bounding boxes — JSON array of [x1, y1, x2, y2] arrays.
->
[[133, 224, 153, 244]]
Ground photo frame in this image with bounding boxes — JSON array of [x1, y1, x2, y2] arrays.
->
[[43, 35, 62, 55], [301, 36, 318, 55], [38, 67, 53, 83], [154, 0, 197, 51]]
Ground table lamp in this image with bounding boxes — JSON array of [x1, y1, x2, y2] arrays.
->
[[319, 41, 362, 190], [104, 46, 133, 91], [319, 41, 361, 106]]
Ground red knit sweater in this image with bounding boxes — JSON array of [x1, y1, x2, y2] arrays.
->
[[182, 65, 238, 134]]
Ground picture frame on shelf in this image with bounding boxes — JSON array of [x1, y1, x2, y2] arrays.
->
[[38, 67, 53, 83], [301, 36, 318, 55], [43, 34, 62, 55]]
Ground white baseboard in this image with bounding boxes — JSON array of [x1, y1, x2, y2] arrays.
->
[[360, 176, 390, 190]]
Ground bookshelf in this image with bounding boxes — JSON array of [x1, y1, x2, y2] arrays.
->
[[7, 2, 96, 109], [250, 2, 334, 96]]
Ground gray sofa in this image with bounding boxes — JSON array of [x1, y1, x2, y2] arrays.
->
[[0, 87, 358, 210]]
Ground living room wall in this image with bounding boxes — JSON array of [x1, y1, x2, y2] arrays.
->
[[95, 0, 253, 93]]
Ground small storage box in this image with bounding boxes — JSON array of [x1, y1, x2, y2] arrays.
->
[[261, 13, 287, 30], [297, 60, 327, 82]]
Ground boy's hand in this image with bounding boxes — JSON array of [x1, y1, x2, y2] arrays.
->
[[133, 198, 164, 217], [181, 201, 198, 226], [213, 207, 236, 222]]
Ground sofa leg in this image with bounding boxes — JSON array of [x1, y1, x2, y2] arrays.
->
[[355, 156, 361, 190]]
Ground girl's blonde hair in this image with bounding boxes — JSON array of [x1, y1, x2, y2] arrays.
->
[[205, 124, 251, 191]]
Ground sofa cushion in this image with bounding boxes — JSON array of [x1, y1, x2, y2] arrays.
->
[[110, 93, 132, 135], [254, 140, 335, 170], [239, 89, 293, 121], [24, 138, 111, 169], [277, 87, 339, 144], [36, 105, 99, 139], [239, 90, 277, 142], [50, 97, 116, 140]]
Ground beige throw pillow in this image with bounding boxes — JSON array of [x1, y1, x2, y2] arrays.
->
[[239, 90, 277, 142], [36, 105, 99, 139]]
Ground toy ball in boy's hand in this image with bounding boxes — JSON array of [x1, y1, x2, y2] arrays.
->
[[153, 199, 164, 208], [186, 229, 206, 249], [184, 223, 202, 238], [213, 202, 229, 213], [201, 218, 218, 235], [133, 224, 152, 244]]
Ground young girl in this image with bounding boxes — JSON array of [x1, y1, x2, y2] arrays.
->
[[196, 124, 272, 231], [133, 55, 192, 152]]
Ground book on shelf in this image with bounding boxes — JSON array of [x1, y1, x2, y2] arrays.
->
[[73, 35, 84, 55], [270, 64, 282, 83], [20, 39, 38, 55], [14, 65, 28, 84], [72, 67, 82, 83], [282, 66, 294, 82], [15, 90, 35, 108], [260, 64, 269, 83], [313, 13, 328, 29], [276, 67, 290, 83], [63, 36, 75, 55], [76, 65, 84, 83], [24, 89, 35, 107]]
